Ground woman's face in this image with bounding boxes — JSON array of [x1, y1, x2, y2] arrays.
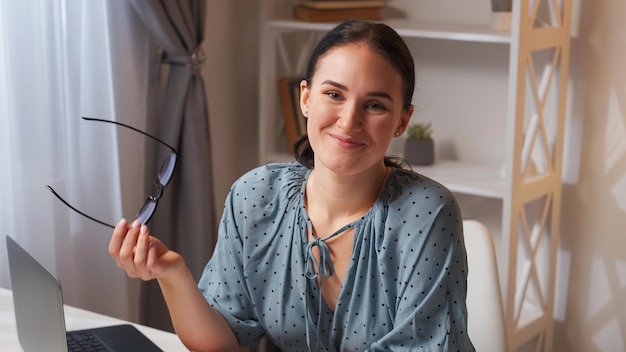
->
[[301, 43, 413, 175]]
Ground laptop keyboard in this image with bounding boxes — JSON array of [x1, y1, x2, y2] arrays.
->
[[66, 330, 109, 351]]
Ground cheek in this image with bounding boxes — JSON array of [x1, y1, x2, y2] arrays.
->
[[306, 106, 336, 150], [368, 117, 397, 137], [372, 129, 395, 146], [308, 103, 337, 127]]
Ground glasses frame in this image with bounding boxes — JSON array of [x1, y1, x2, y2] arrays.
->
[[47, 116, 178, 229]]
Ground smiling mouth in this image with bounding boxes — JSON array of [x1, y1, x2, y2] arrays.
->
[[330, 133, 366, 148]]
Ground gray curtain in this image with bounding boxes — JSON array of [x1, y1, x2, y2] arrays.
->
[[128, 0, 216, 332]]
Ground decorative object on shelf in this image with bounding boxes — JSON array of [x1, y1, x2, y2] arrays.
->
[[490, 0, 512, 30], [294, 0, 384, 22], [278, 77, 307, 152], [404, 122, 434, 166]]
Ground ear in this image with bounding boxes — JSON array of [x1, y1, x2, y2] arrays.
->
[[397, 104, 414, 134], [300, 79, 310, 117]]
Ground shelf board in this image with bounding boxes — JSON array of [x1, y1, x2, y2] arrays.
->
[[267, 17, 511, 44], [412, 161, 506, 199], [388, 19, 511, 44]]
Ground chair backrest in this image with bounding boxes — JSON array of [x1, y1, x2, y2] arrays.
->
[[463, 220, 508, 352]]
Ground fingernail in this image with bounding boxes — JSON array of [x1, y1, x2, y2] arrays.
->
[[140, 224, 148, 235], [117, 218, 127, 227], [131, 220, 141, 229]]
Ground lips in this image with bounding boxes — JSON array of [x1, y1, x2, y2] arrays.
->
[[329, 133, 366, 148]]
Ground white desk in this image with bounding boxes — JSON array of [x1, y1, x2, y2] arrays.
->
[[0, 288, 188, 351]]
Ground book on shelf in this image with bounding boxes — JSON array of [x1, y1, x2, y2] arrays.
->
[[278, 77, 307, 152], [294, 5, 382, 22], [299, 0, 384, 10]]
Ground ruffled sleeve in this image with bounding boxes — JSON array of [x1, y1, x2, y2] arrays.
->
[[197, 163, 308, 347], [368, 170, 474, 351]]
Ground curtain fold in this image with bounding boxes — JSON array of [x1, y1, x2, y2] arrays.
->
[[0, 0, 148, 321], [127, 0, 216, 331]]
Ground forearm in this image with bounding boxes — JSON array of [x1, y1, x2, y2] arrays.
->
[[157, 266, 248, 352]]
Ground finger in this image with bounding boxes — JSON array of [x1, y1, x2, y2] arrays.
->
[[146, 241, 158, 276], [140, 242, 158, 281], [109, 219, 128, 267], [134, 225, 150, 268], [119, 220, 142, 276]]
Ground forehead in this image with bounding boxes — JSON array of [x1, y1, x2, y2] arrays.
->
[[312, 43, 403, 90], [315, 42, 389, 69]]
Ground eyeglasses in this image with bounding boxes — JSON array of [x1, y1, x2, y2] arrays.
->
[[46, 116, 178, 229]]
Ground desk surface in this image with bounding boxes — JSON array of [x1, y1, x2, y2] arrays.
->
[[0, 288, 188, 351]]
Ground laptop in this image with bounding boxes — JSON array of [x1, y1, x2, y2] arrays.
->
[[6, 235, 163, 352]]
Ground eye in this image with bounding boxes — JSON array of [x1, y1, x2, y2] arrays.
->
[[327, 91, 342, 100], [366, 101, 388, 112]]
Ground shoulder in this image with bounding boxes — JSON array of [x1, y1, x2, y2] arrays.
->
[[227, 162, 309, 207], [388, 167, 457, 206], [384, 168, 462, 242], [381, 168, 465, 265], [231, 162, 307, 190]]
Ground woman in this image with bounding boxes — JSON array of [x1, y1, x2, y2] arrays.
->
[[110, 20, 474, 351]]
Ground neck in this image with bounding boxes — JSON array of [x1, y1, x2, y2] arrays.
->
[[305, 164, 389, 221]]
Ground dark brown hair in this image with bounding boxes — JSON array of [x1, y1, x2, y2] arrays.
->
[[294, 19, 415, 169]]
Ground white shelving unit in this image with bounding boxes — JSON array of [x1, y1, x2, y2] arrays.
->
[[269, 18, 512, 43], [413, 161, 506, 199], [258, 1, 573, 351]]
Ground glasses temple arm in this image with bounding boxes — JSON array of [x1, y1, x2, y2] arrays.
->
[[81, 116, 177, 153], [45, 185, 115, 229]]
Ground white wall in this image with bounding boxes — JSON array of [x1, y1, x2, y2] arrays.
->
[[555, 0, 626, 350], [203, 1, 261, 210]]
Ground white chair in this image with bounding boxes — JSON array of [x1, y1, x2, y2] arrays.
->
[[464, 220, 509, 352]]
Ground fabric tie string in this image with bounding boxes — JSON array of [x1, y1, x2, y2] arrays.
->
[[304, 236, 332, 351], [304, 237, 335, 280], [303, 222, 355, 351]]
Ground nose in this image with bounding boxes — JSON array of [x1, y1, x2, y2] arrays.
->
[[336, 102, 362, 133]]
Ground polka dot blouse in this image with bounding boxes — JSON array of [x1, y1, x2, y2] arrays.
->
[[198, 163, 474, 351]]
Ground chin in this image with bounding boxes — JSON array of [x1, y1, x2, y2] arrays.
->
[[318, 156, 378, 174]]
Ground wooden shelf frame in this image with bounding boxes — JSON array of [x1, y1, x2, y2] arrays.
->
[[502, 0, 572, 350]]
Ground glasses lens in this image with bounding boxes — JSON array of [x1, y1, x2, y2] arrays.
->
[[137, 199, 158, 224], [158, 153, 177, 187]]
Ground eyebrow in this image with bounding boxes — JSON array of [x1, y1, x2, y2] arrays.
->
[[320, 79, 394, 102]]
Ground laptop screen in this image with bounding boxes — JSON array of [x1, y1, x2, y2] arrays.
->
[[6, 235, 69, 351]]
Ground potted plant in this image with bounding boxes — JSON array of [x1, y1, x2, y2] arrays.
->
[[404, 122, 434, 166]]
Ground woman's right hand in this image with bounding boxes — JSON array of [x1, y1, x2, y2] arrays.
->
[[109, 219, 184, 281], [109, 219, 247, 351]]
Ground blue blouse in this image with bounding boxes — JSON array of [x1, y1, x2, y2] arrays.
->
[[198, 163, 474, 351]]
